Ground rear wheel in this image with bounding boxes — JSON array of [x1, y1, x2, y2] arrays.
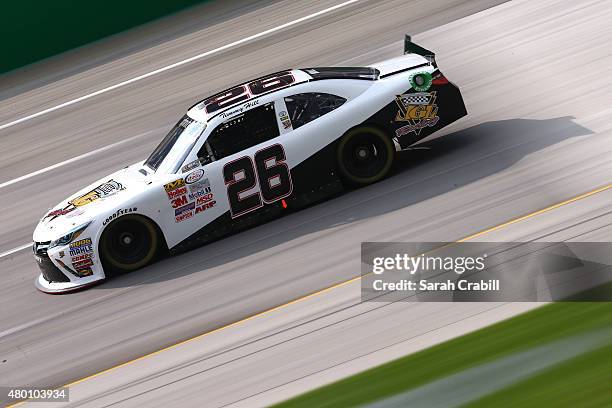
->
[[336, 126, 395, 186], [100, 215, 160, 274]]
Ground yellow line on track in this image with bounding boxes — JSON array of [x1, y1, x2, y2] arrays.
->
[[8, 182, 612, 406]]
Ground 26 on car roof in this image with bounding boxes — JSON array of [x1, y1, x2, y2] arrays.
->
[[187, 67, 380, 123]]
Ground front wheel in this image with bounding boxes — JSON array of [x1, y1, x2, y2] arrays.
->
[[336, 126, 395, 186], [100, 215, 160, 274]]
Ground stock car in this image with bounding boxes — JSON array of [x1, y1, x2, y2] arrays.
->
[[32, 36, 467, 293]]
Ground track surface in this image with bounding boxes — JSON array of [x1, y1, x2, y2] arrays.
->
[[1, 0, 611, 406]]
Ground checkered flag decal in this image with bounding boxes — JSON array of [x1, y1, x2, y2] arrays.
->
[[399, 92, 433, 106]]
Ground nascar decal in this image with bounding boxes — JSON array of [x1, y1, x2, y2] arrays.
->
[[185, 169, 204, 184], [394, 91, 440, 137], [69, 180, 124, 207], [69, 238, 94, 276]]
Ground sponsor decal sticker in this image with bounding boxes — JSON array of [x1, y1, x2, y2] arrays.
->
[[174, 202, 195, 217], [45, 208, 75, 218], [167, 175, 215, 221], [394, 91, 440, 137], [167, 186, 187, 199], [69, 180, 124, 207], [181, 159, 200, 173], [196, 194, 215, 206], [190, 190, 213, 202], [171, 195, 189, 209], [67, 237, 95, 276], [188, 178, 211, 194], [279, 110, 292, 129], [102, 207, 138, 226], [409, 71, 433, 92], [164, 178, 186, 193], [185, 169, 204, 184], [195, 200, 216, 214], [69, 238, 93, 256]]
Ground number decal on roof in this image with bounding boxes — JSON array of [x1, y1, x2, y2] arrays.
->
[[202, 71, 295, 114]]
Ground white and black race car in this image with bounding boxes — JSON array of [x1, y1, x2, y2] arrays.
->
[[33, 36, 467, 293]]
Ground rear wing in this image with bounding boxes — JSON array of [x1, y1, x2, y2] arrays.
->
[[404, 35, 436, 67]]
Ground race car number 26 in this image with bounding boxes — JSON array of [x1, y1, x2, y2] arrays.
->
[[223, 144, 293, 218]]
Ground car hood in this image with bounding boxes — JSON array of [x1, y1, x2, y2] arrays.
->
[[33, 162, 150, 241]]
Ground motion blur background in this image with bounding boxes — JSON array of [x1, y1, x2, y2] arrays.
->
[[1, 0, 611, 406]]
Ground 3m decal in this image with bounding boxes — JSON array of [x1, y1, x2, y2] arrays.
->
[[394, 91, 440, 137], [69, 180, 124, 207], [171, 195, 189, 209], [185, 169, 204, 184]]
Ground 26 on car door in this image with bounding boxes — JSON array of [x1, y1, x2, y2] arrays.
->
[[197, 101, 293, 219]]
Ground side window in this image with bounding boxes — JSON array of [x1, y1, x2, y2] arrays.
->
[[199, 102, 279, 161], [284, 93, 346, 129]]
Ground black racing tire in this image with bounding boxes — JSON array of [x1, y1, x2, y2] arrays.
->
[[336, 126, 395, 186], [100, 215, 160, 274]]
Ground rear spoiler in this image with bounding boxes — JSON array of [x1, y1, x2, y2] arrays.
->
[[404, 35, 436, 67]]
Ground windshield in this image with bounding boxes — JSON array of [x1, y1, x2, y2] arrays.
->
[[144, 115, 206, 173]]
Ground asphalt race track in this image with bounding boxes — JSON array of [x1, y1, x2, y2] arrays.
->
[[1, 0, 611, 406]]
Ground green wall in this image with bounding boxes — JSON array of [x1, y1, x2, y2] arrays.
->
[[1, 0, 209, 74]]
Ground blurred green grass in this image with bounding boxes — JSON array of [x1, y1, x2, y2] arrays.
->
[[274, 302, 612, 408], [465, 342, 612, 408], [0, 0, 209, 74]]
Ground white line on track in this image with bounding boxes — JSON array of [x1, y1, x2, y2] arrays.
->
[[0, 243, 32, 259], [0, 129, 157, 190], [0, 129, 159, 259], [0, 0, 363, 132]]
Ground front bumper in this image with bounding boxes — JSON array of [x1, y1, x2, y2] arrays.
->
[[35, 273, 104, 294], [33, 241, 105, 294]]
